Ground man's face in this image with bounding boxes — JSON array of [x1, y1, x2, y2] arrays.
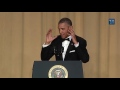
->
[[58, 22, 72, 39]]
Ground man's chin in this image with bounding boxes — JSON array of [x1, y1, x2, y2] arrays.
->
[[61, 36, 68, 39], [61, 36, 65, 39]]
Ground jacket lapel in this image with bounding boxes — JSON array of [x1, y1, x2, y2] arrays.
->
[[56, 39, 63, 60], [64, 41, 74, 60]]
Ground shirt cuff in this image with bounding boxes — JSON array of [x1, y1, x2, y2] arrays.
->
[[74, 42, 79, 47], [42, 43, 51, 48]]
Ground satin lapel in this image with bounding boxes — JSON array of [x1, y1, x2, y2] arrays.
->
[[64, 41, 74, 60]]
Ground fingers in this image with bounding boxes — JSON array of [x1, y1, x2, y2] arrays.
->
[[67, 32, 71, 36], [48, 29, 52, 33], [48, 29, 52, 34], [68, 29, 74, 35], [69, 29, 74, 33], [46, 29, 52, 36]]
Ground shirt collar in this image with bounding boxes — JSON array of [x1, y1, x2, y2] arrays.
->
[[65, 35, 72, 41]]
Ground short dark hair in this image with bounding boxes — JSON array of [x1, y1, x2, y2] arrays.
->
[[58, 17, 72, 26]]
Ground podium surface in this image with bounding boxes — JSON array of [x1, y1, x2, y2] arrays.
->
[[32, 61, 84, 78]]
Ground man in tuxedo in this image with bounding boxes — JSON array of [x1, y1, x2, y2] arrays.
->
[[41, 17, 89, 63]]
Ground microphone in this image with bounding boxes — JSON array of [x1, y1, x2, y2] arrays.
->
[[53, 46, 64, 56]]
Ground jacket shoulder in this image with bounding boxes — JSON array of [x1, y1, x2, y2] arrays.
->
[[76, 35, 86, 41], [51, 35, 61, 45]]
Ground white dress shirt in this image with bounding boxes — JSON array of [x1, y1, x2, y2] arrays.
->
[[62, 36, 79, 60], [42, 36, 79, 61]]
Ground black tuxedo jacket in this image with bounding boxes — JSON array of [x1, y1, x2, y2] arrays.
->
[[41, 35, 89, 63]]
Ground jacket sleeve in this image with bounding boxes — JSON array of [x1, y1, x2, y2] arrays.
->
[[75, 39, 89, 63], [41, 44, 54, 61]]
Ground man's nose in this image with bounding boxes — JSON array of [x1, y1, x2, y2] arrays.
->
[[60, 29, 63, 33]]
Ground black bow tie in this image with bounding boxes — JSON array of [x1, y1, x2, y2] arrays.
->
[[62, 38, 70, 42]]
